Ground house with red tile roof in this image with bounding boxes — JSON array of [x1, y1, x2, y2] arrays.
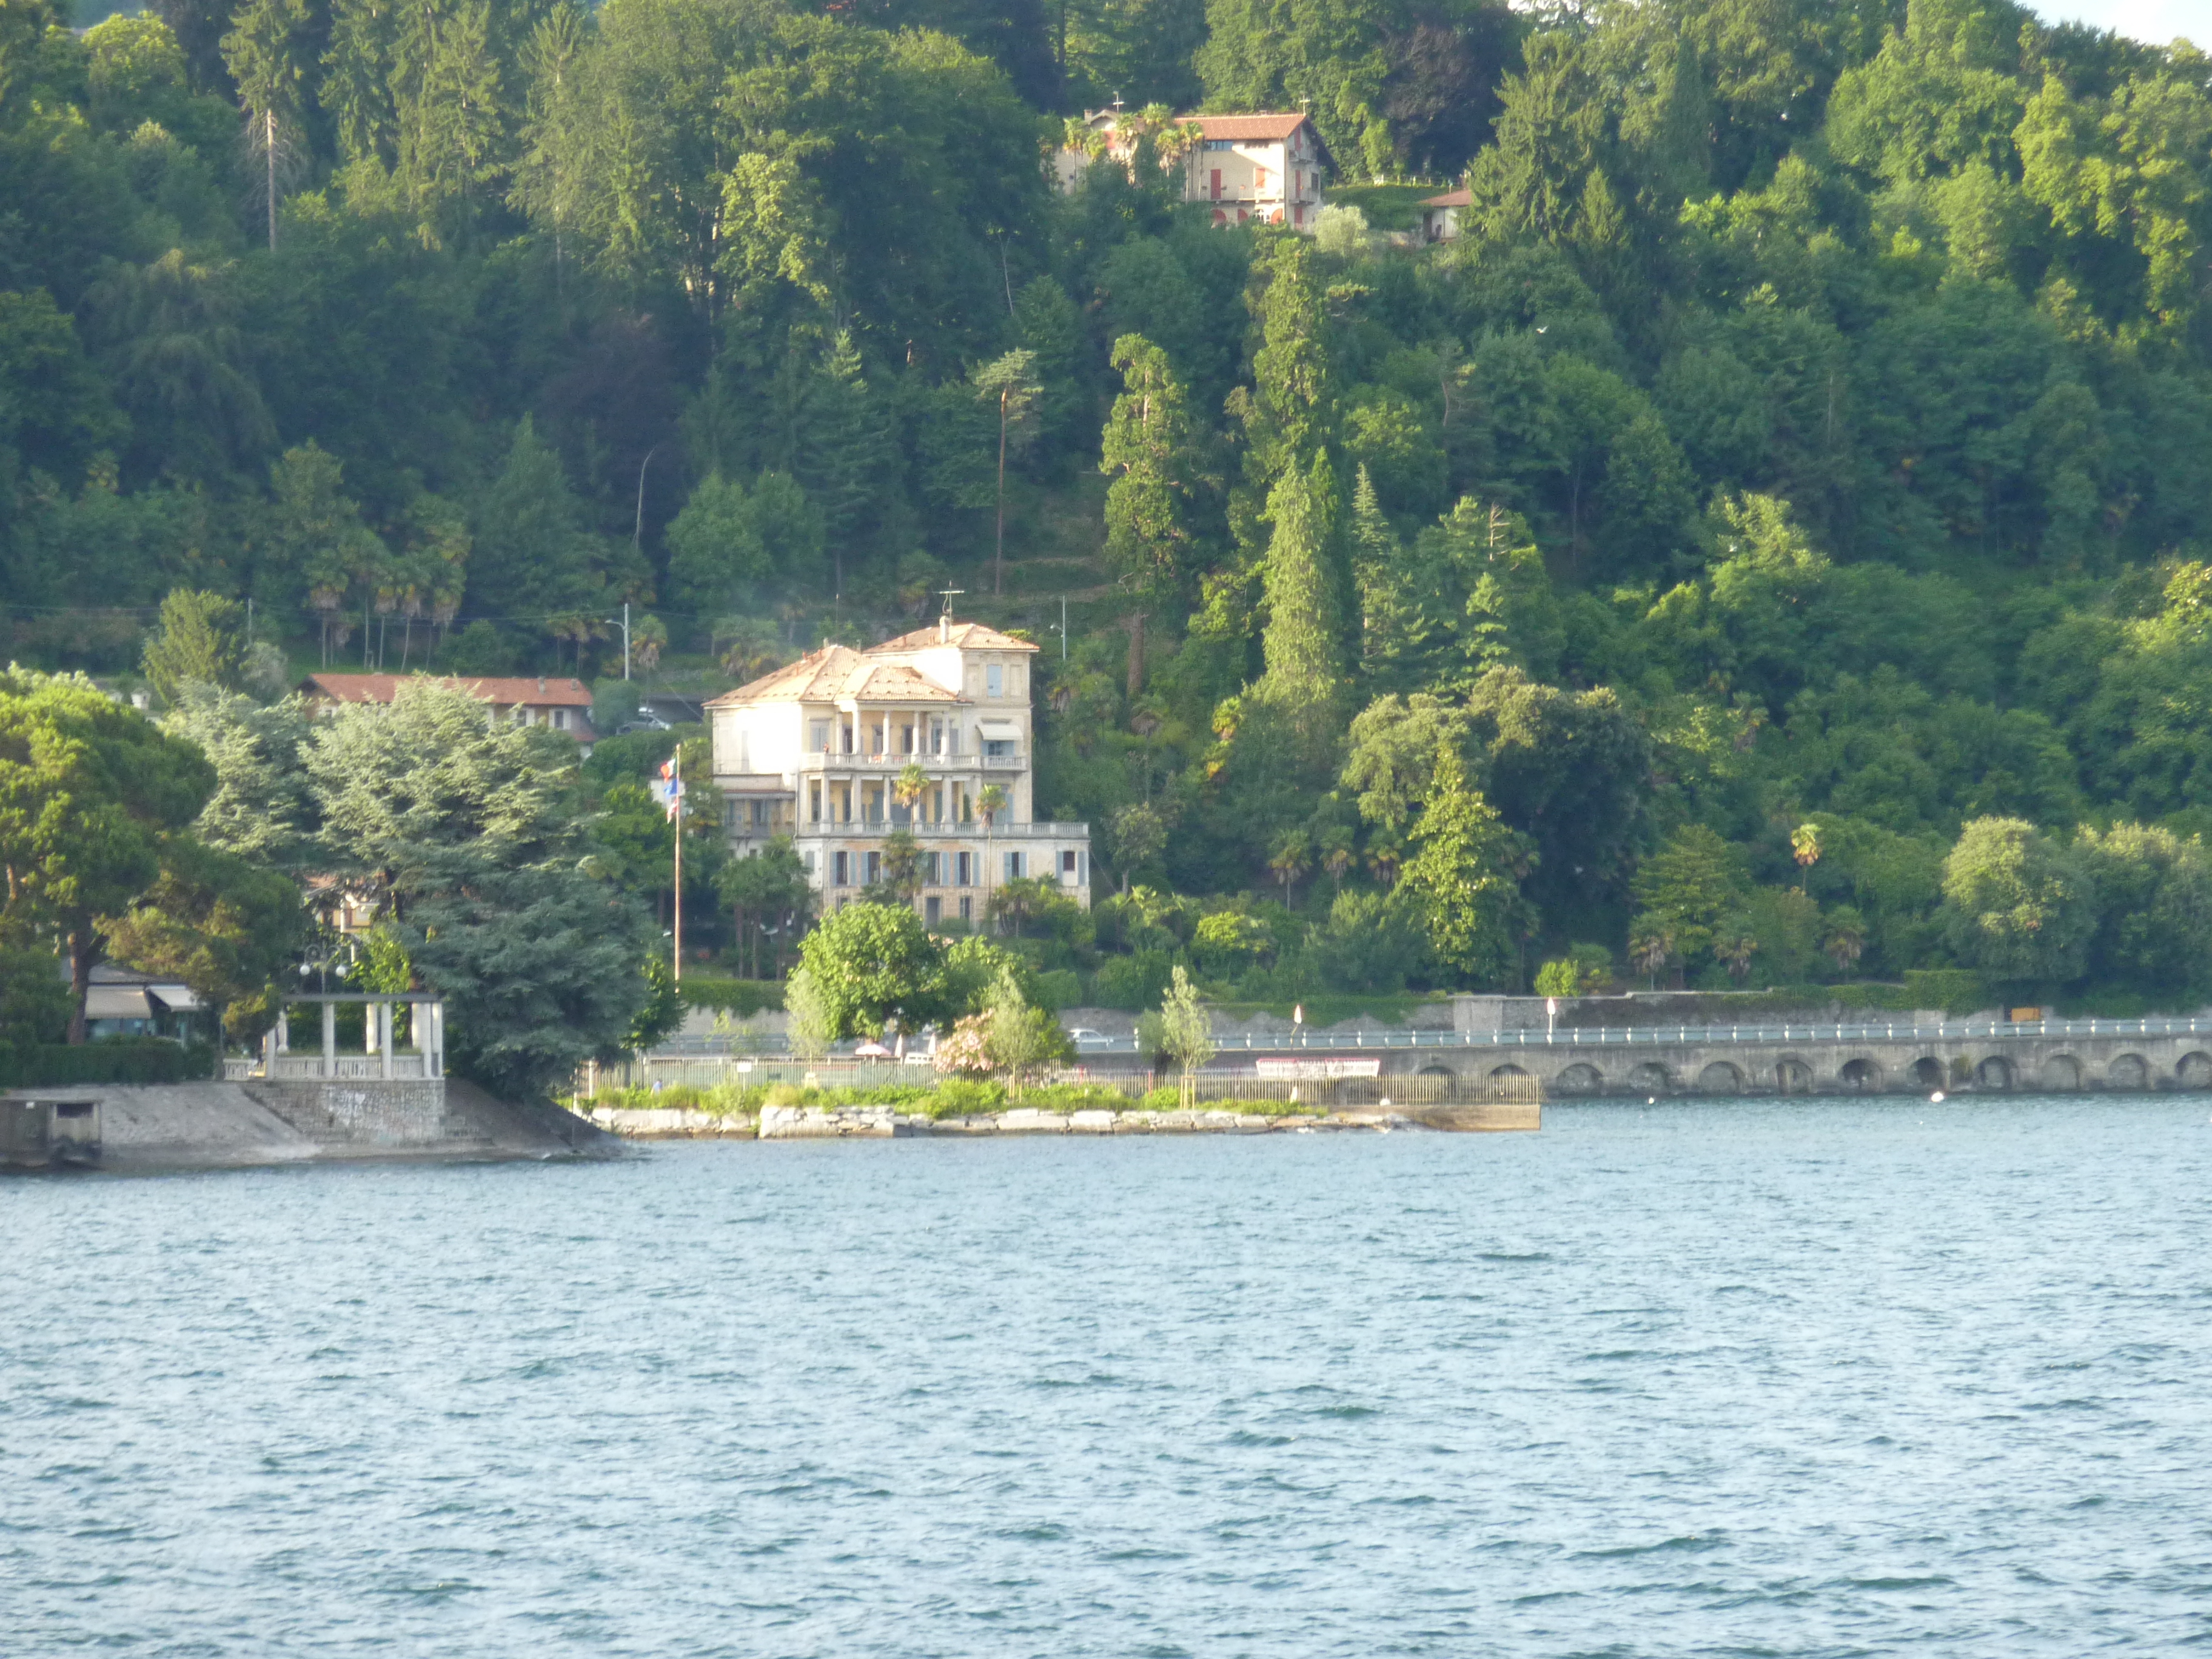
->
[[705, 615, 1090, 923], [297, 672, 598, 746], [1056, 110, 1334, 230]]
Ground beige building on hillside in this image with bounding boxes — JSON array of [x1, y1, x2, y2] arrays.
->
[[705, 617, 1091, 925], [1056, 110, 1333, 230]]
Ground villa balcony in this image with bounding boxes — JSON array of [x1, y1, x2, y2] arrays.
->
[[793, 820, 1088, 840], [790, 751, 1025, 774]]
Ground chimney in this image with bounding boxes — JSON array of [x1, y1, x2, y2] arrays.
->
[[537, 677, 547, 694], [938, 613, 950, 644]]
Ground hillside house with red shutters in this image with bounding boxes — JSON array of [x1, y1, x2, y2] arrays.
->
[[1055, 110, 1333, 230]]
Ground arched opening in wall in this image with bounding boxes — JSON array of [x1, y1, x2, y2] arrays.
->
[[2178, 1051, 2212, 1088], [1697, 1061, 1743, 1094], [2040, 1054, 2081, 1090], [1416, 1065, 1456, 1080], [1774, 1057, 1812, 1094], [1911, 1057, 1944, 1089], [1975, 1056, 2014, 1090], [2107, 1053, 2149, 1089], [1840, 1058, 1881, 1091], [1490, 1064, 1530, 1079], [1554, 1063, 1604, 1095], [1628, 1062, 1671, 1094]]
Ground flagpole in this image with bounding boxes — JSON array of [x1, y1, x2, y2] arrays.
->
[[672, 745, 683, 987]]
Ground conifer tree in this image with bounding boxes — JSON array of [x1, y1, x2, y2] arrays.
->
[[1101, 333, 1202, 606], [1395, 743, 1529, 989], [1258, 448, 1343, 708], [323, 0, 398, 166], [221, 0, 310, 249]]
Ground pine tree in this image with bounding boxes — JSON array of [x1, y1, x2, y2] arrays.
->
[[1100, 332, 1202, 606], [1350, 463, 1413, 685], [323, 0, 398, 166], [794, 330, 892, 597], [221, 0, 310, 250], [400, 0, 508, 237]]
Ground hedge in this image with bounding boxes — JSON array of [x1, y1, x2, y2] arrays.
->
[[677, 976, 785, 1017], [0, 1039, 216, 1089]]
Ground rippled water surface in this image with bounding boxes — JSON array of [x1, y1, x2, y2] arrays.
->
[[7, 1096, 2212, 1656]]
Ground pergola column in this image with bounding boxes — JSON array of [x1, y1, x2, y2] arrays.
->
[[321, 1002, 337, 1079]]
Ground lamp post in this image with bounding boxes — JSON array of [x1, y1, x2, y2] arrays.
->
[[604, 602, 632, 680]]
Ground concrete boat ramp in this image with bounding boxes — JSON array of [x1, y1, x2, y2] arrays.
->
[[2, 1079, 617, 1173]]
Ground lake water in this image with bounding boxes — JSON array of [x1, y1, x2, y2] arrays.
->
[[7, 1097, 2210, 1656]]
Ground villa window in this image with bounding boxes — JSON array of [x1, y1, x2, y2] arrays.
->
[[1004, 851, 1024, 881], [987, 663, 1003, 697], [865, 850, 881, 886], [832, 851, 850, 886], [810, 720, 830, 752]]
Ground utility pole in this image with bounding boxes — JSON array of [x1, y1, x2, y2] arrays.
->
[[1060, 594, 1067, 660]]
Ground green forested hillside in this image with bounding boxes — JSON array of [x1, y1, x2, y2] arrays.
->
[[7, 0, 2212, 1009]]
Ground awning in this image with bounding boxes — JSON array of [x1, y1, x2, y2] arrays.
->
[[977, 720, 1021, 740], [84, 987, 155, 1020]]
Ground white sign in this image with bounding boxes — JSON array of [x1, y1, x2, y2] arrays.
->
[[1255, 1058, 1382, 1081]]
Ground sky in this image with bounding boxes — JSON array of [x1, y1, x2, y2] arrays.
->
[[2031, 0, 2211, 44]]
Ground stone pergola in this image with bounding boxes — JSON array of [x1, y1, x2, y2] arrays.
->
[[233, 994, 446, 1082]]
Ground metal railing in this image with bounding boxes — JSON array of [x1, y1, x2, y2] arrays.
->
[[637, 1016, 2212, 1065], [1062, 1016, 2212, 1055]]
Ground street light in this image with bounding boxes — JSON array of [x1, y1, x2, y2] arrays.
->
[[603, 602, 632, 680]]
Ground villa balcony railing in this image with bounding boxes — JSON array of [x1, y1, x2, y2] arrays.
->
[[791, 820, 1088, 840], [791, 751, 1023, 773], [229, 1053, 439, 1081]]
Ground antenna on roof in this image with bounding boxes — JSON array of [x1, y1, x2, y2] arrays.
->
[[1111, 90, 1124, 113], [937, 588, 964, 617]]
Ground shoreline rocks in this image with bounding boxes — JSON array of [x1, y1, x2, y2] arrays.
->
[[589, 1102, 1540, 1139]]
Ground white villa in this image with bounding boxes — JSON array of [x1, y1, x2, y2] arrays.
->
[[705, 617, 1092, 924]]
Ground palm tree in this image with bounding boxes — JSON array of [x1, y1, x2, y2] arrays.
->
[[978, 782, 1007, 931], [1366, 836, 1403, 888], [1630, 929, 1674, 990], [1824, 907, 1867, 977], [632, 612, 668, 674], [1715, 923, 1759, 986], [893, 762, 929, 825], [1319, 829, 1353, 893], [1268, 832, 1310, 901]]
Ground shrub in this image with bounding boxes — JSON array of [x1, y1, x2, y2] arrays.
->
[[928, 1078, 1005, 1118]]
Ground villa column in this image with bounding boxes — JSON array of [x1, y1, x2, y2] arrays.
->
[[380, 1000, 394, 1078], [321, 1002, 337, 1080]]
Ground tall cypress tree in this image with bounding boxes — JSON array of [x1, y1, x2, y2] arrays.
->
[[1258, 447, 1342, 707]]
